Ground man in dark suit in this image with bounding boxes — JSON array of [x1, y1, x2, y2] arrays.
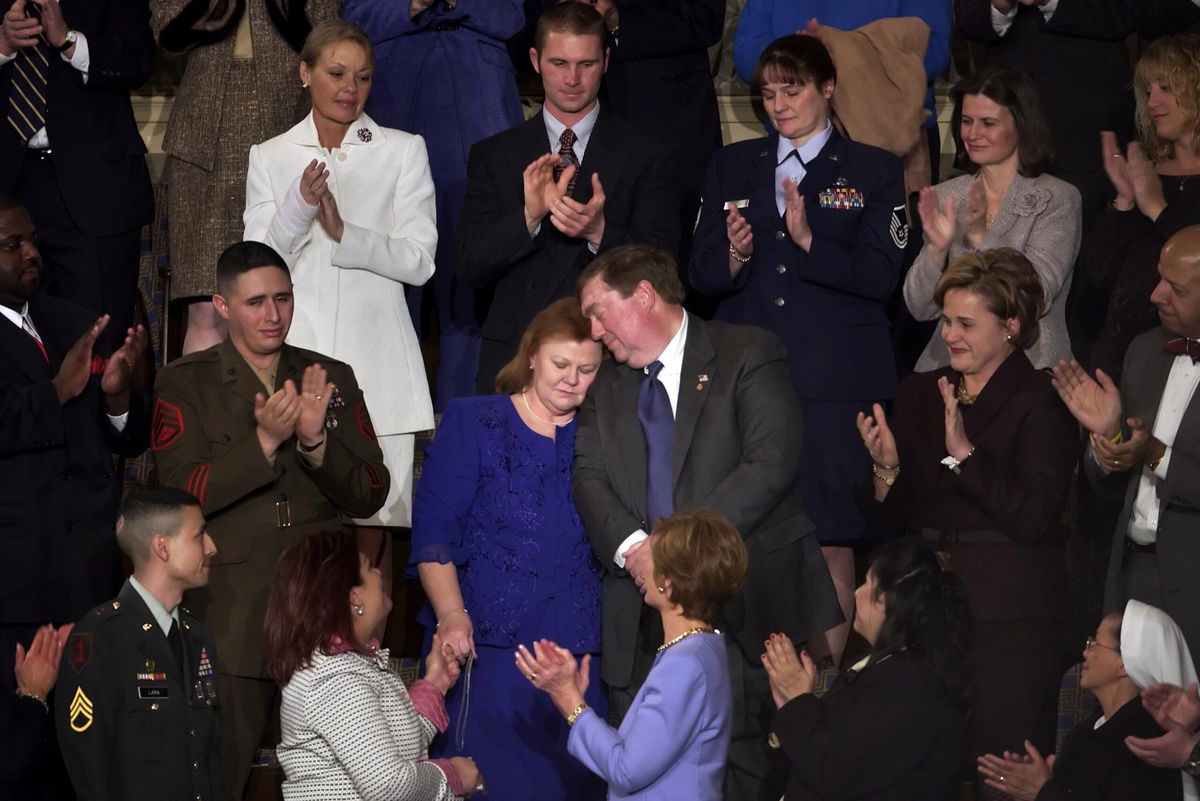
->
[[1054, 225, 1200, 666], [0, 196, 150, 800], [455, 2, 678, 393], [57, 486, 230, 801], [0, 0, 155, 351], [573, 243, 841, 801], [153, 241, 389, 796]]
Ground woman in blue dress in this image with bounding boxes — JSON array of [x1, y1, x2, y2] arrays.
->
[[410, 297, 606, 801]]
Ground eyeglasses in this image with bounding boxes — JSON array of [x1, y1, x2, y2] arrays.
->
[[1085, 636, 1120, 653]]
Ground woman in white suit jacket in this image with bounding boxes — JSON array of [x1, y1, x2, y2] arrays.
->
[[245, 20, 435, 528]]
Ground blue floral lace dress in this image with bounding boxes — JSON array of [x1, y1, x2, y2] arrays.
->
[[410, 395, 605, 801]]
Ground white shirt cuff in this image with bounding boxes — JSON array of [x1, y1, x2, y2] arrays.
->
[[107, 411, 129, 432], [279, 177, 320, 244], [990, 4, 1018, 35], [66, 31, 89, 77], [1153, 446, 1172, 480], [613, 529, 648, 569]]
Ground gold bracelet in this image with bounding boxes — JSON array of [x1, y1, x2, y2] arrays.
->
[[872, 462, 900, 486], [436, 607, 468, 629], [566, 703, 589, 726], [728, 243, 751, 263]]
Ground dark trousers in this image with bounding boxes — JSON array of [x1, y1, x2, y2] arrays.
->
[[17, 149, 140, 353], [217, 673, 278, 801]]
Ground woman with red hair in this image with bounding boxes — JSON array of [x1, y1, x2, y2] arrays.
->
[[263, 530, 483, 799]]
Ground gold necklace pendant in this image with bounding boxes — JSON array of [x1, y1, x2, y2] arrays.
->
[[657, 626, 715, 653], [956, 376, 978, 406]]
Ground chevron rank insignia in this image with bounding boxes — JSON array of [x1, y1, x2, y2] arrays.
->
[[69, 687, 94, 732]]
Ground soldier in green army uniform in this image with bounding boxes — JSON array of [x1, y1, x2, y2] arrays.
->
[[151, 241, 390, 797], [56, 486, 229, 801]]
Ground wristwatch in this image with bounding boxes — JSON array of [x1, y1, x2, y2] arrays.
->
[[56, 31, 79, 53], [1182, 739, 1200, 777]]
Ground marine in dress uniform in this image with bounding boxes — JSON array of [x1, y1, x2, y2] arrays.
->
[[151, 246, 390, 796], [55, 582, 228, 801]]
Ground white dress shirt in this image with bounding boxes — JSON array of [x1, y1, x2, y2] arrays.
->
[[530, 103, 602, 247], [1125, 355, 1200, 544], [613, 313, 688, 567]]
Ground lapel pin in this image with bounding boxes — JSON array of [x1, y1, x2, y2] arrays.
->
[[696, 374, 709, 391], [141, 623, 152, 631], [829, 154, 840, 162]]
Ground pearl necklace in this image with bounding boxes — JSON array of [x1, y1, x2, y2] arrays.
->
[[521, 390, 574, 428], [657, 626, 715, 653]]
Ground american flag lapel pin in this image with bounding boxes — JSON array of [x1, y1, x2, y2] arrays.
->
[[696, 374, 709, 391]]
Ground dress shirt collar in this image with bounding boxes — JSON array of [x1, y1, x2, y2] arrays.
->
[[543, 102, 600, 159], [647, 311, 688, 381], [0, 302, 26, 330], [129, 576, 180, 637], [284, 111, 388, 150], [776, 122, 833, 168]]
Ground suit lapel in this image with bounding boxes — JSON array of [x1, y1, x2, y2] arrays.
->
[[1135, 331, 1176, 430], [218, 339, 268, 408], [960, 350, 1032, 441], [673, 316, 716, 487], [0, 310, 53, 380], [750, 135, 779, 221]]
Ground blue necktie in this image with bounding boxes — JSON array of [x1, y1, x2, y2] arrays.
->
[[638, 361, 674, 530]]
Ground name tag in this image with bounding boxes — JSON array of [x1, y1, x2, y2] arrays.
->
[[138, 686, 169, 699], [723, 199, 749, 210]]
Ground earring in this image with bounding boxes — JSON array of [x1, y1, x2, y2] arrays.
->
[[302, 81, 310, 89], [354, 604, 364, 616], [657, 585, 665, 594], [1006, 334, 1012, 342]]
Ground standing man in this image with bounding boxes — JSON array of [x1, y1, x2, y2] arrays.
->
[[57, 486, 230, 801], [153, 240, 389, 797], [573, 243, 841, 801], [1053, 225, 1200, 665], [455, 2, 678, 393], [0, 195, 150, 801], [0, 0, 155, 351]]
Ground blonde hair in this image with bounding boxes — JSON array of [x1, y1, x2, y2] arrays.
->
[[299, 20, 375, 72], [1134, 34, 1200, 162]]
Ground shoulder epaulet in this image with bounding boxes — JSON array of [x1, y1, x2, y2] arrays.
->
[[168, 347, 221, 368], [288, 344, 350, 371]]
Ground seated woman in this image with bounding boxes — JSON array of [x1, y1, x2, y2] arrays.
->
[[858, 248, 1079, 787], [410, 298, 606, 801], [264, 530, 481, 800], [759, 538, 973, 801], [1075, 33, 1200, 380], [905, 67, 1081, 372], [977, 601, 1190, 801], [514, 509, 748, 801]]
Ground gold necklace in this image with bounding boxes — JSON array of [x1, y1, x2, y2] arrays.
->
[[956, 376, 978, 406], [657, 626, 715, 653], [521, 390, 574, 428]]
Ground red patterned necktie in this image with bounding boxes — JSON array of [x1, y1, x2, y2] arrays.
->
[[1163, 337, 1200, 363], [7, 39, 50, 143], [554, 127, 579, 196]]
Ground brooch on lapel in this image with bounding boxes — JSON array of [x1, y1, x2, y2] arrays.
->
[[695, 374, 709, 391], [357, 127, 373, 143], [819, 178, 863, 210]]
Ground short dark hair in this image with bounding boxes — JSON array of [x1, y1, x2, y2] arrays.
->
[[577, 244, 685, 305], [216, 241, 290, 296], [534, 2, 605, 53], [933, 248, 1046, 350], [0, 194, 24, 213], [751, 34, 836, 90], [116, 486, 202, 564], [263, 529, 369, 685], [867, 538, 975, 708], [651, 509, 748, 625], [299, 19, 375, 72], [951, 67, 1055, 177], [495, 297, 597, 393]]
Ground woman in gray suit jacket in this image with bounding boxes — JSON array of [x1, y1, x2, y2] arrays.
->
[[905, 68, 1082, 372]]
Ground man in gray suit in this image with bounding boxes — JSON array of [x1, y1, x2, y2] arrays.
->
[[573, 243, 840, 801], [1053, 225, 1200, 664]]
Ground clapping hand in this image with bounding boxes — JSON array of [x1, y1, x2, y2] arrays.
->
[[726, 205, 754, 264], [1144, 682, 1200, 730], [14, 623, 74, 703], [1102, 131, 1135, 210], [523, 153, 572, 233], [295, 364, 333, 448], [1126, 141, 1167, 221], [515, 639, 590, 708], [254, 382, 301, 458], [761, 633, 815, 708], [856, 402, 899, 468], [977, 741, 1054, 801], [937, 376, 974, 461], [101, 324, 149, 414], [917, 186, 956, 257], [1050, 360, 1122, 439], [53, 315, 108, 406], [1090, 417, 1165, 473], [0, 0, 41, 54], [962, 179, 987, 247], [298, 159, 330, 207], [782, 177, 812, 251], [549, 173, 606, 248]]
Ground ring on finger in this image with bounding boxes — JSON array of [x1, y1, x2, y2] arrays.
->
[[527, 672, 537, 681]]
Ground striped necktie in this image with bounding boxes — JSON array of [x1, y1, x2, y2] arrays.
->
[[7, 39, 50, 143], [554, 127, 579, 196]]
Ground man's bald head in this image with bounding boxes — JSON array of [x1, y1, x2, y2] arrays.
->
[[1152, 225, 1200, 338]]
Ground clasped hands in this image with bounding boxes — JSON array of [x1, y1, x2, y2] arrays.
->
[[761, 632, 816, 709], [523, 153, 606, 248], [0, 0, 71, 56], [297, 159, 345, 242], [254, 363, 334, 459], [1051, 360, 1165, 472]]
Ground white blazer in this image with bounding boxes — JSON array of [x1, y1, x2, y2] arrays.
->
[[245, 111, 435, 435]]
